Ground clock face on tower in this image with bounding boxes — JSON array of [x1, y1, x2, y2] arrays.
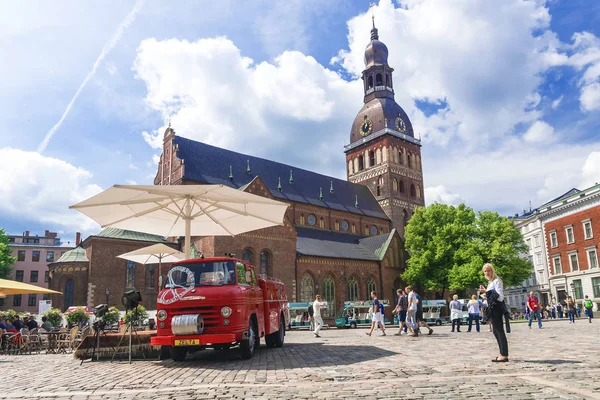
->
[[395, 116, 406, 133], [360, 119, 373, 136]]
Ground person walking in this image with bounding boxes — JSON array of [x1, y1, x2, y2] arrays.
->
[[393, 289, 409, 336], [415, 292, 434, 335], [526, 291, 542, 329], [450, 295, 462, 333], [406, 286, 418, 337], [467, 294, 484, 332], [307, 302, 315, 331], [480, 263, 508, 362], [583, 295, 594, 323], [566, 297, 576, 323], [366, 291, 386, 336], [313, 294, 325, 338]]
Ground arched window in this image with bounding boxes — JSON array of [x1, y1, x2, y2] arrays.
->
[[352, 223, 356, 233], [407, 153, 412, 169], [335, 220, 340, 230], [399, 150, 404, 165], [410, 184, 416, 197], [399, 180, 405, 193], [300, 214, 305, 225], [417, 185, 421, 199], [126, 260, 135, 288], [364, 225, 369, 235], [242, 249, 253, 263], [366, 277, 376, 298], [64, 279, 75, 309], [375, 73, 383, 86], [260, 251, 270, 276], [393, 178, 398, 192], [322, 275, 335, 318], [402, 209, 409, 226], [145, 264, 157, 289], [348, 160, 353, 175], [392, 278, 401, 306], [358, 155, 364, 171], [300, 273, 315, 302], [385, 74, 390, 86], [347, 276, 359, 301], [319, 217, 325, 229], [367, 75, 373, 89], [369, 150, 375, 167]]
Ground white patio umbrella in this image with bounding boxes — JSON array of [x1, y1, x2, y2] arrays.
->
[[70, 184, 289, 258], [117, 243, 184, 266]]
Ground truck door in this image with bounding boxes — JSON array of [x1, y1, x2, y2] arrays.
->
[[249, 266, 265, 335]]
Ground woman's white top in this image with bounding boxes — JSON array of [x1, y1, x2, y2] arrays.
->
[[487, 278, 504, 302]]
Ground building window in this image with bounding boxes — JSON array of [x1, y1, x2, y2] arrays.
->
[[393, 178, 398, 192], [536, 253, 542, 265], [534, 235, 540, 247], [364, 226, 369, 235], [410, 184, 416, 197], [586, 248, 598, 269], [399, 180, 404, 193], [550, 231, 558, 248], [260, 251, 270, 276], [592, 277, 600, 298], [15, 270, 24, 282], [367, 75, 373, 89], [565, 226, 574, 244], [568, 252, 579, 271], [398, 151, 404, 165], [300, 273, 315, 302], [126, 260, 136, 288], [341, 220, 349, 231], [44, 271, 49, 283], [573, 279, 583, 299], [64, 279, 75, 309], [358, 155, 364, 171], [583, 220, 593, 239], [17, 250, 25, 262], [300, 214, 305, 225], [526, 239, 531, 250], [375, 73, 383, 86], [416, 185, 421, 199], [32, 251, 40, 262], [321, 275, 335, 318], [369, 151, 375, 167], [335, 220, 340, 230], [319, 217, 325, 229], [46, 251, 55, 262], [28, 294, 36, 307], [145, 264, 157, 289], [552, 256, 562, 274], [347, 276, 359, 301], [407, 154, 412, 169], [242, 249, 253, 264], [351, 223, 356, 234], [43, 294, 50, 301], [307, 214, 316, 226], [366, 277, 376, 298], [30, 270, 38, 283], [13, 295, 21, 307]]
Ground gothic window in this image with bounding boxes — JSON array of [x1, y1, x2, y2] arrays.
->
[[145, 264, 157, 289], [403, 209, 409, 226], [410, 184, 416, 197], [393, 178, 398, 192], [348, 160, 353, 175], [365, 225, 369, 235], [375, 73, 383, 86], [407, 153, 412, 169], [358, 155, 364, 171], [64, 279, 75, 309], [369, 150, 375, 167], [386, 74, 390, 86], [319, 217, 325, 229], [300, 214, 305, 225], [417, 185, 422, 199], [399, 180, 405, 193], [335, 220, 340, 230], [367, 75, 373, 89], [347, 276, 359, 301], [242, 249, 253, 263], [300, 273, 315, 302], [352, 223, 356, 233], [126, 260, 135, 288], [322, 275, 335, 318], [399, 150, 404, 165], [260, 251, 270, 276], [366, 277, 376, 298], [376, 185, 381, 196]]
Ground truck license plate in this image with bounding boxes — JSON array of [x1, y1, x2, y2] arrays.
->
[[174, 339, 200, 346]]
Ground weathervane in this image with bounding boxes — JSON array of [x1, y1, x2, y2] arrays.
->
[[370, 2, 376, 24]]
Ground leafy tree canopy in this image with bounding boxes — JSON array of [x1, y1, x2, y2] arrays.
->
[[0, 228, 16, 279], [403, 204, 531, 293]]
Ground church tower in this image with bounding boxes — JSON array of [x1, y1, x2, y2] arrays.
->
[[344, 19, 425, 237]]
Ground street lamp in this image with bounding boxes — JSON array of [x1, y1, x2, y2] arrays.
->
[[105, 288, 110, 305]]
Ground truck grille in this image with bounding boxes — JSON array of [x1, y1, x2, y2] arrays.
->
[[170, 306, 221, 330]]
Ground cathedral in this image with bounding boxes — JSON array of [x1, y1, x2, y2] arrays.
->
[[153, 22, 425, 319]]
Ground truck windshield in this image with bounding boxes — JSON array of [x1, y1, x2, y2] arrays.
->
[[166, 261, 235, 287]]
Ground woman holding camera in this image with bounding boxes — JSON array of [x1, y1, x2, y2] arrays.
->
[[479, 263, 508, 362]]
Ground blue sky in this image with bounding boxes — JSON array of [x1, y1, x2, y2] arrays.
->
[[1, 0, 599, 241]]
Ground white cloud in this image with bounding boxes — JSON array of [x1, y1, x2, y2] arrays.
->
[[424, 185, 465, 206], [0, 148, 102, 232], [581, 151, 600, 189], [580, 82, 600, 111], [551, 95, 563, 109], [152, 154, 160, 165], [523, 120, 554, 144]]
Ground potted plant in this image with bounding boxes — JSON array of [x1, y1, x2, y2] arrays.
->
[[42, 308, 63, 329], [124, 305, 148, 326], [66, 307, 91, 327]]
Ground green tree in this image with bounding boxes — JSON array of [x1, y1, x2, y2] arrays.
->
[[403, 203, 476, 299], [403, 203, 532, 295], [0, 228, 16, 279]]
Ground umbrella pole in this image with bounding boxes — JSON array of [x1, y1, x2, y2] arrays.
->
[[185, 199, 191, 259]]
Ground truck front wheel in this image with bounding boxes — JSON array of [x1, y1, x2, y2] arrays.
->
[[169, 346, 187, 362], [240, 319, 257, 359]]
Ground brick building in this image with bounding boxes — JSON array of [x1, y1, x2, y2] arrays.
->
[[48, 228, 178, 311], [152, 23, 423, 319], [2, 230, 78, 313]]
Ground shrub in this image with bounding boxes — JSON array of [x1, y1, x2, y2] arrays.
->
[[102, 306, 121, 326], [43, 308, 63, 328], [2, 309, 17, 320], [124, 305, 148, 325], [66, 307, 91, 326]]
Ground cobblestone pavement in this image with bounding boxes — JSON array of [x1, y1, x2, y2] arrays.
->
[[2, 319, 599, 399]]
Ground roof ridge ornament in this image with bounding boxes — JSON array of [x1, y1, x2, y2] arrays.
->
[[229, 166, 233, 180], [277, 177, 282, 192], [330, 181, 334, 194], [319, 187, 324, 201], [355, 195, 359, 208], [289, 169, 294, 184], [247, 159, 251, 174]]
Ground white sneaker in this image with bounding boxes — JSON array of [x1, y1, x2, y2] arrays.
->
[[400, 331, 407, 335]]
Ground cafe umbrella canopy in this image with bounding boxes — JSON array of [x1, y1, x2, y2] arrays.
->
[[117, 243, 184, 288], [0, 278, 62, 296], [70, 184, 290, 259]]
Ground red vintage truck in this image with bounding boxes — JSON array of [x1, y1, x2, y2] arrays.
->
[[150, 256, 289, 361]]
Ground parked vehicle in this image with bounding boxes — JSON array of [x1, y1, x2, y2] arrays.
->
[[421, 300, 448, 326], [335, 300, 390, 328], [288, 301, 328, 329], [150, 257, 289, 361]]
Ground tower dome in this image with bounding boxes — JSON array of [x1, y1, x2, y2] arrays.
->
[[364, 26, 388, 67]]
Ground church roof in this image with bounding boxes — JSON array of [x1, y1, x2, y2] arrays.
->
[[295, 227, 394, 261], [174, 136, 389, 219], [96, 228, 168, 243], [53, 247, 89, 263]]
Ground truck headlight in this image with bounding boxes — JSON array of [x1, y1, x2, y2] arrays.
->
[[157, 310, 168, 321], [221, 306, 232, 318]]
